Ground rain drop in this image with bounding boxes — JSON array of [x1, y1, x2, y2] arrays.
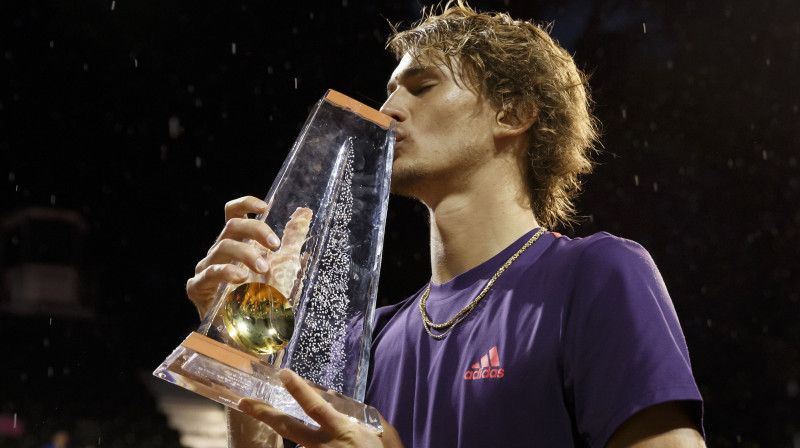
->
[[168, 116, 181, 139], [642, 22, 647, 34], [232, 42, 237, 55], [634, 175, 639, 186], [111, 0, 115, 10], [294, 77, 298, 89], [788, 379, 799, 397]]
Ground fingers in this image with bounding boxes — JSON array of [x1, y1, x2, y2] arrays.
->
[[277, 370, 348, 436], [238, 398, 319, 444], [186, 196, 278, 318], [215, 217, 282, 251], [225, 196, 269, 221], [237, 369, 390, 448], [186, 263, 248, 317]]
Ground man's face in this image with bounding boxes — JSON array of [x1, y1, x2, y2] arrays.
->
[[381, 53, 499, 203]]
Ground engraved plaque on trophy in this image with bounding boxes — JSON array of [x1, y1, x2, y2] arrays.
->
[[153, 90, 394, 435]]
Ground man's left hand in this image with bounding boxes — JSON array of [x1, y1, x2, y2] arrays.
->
[[237, 369, 403, 448]]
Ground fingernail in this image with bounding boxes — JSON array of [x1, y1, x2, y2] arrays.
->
[[256, 258, 268, 273], [238, 399, 251, 413], [256, 200, 268, 210], [268, 234, 281, 248]]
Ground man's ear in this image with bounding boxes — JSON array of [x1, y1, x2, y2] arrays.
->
[[493, 105, 536, 139]]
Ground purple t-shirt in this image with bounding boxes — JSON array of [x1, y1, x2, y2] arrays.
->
[[366, 230, 702, 447]]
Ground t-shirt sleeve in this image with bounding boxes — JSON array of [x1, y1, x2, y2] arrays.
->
[[561, 235, 703, 448]]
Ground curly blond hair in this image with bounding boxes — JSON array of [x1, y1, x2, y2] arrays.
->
[[387, 1, 600, 229]]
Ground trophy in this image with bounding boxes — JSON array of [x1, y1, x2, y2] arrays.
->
[[154, 90, 394, 438]]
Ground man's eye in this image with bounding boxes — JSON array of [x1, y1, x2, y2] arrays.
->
[[414, 84, 434, 95]]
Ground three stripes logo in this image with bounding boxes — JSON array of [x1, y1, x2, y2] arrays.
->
[[463, 346, 504, 380]]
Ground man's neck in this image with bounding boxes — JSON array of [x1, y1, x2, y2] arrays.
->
[[425, 162, 540, 284]]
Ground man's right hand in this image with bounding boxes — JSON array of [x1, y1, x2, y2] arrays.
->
[[186, 196, 282, 318]]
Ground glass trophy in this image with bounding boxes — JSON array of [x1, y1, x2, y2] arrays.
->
[[154, 90, 394, 438]]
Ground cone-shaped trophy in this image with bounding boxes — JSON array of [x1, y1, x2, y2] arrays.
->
[[154, 90, 394, 436]]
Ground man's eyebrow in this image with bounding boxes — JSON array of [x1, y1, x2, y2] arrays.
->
[[386, 65, 435, 94]]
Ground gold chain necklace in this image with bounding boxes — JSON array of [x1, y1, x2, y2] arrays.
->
[[419, 227, 547, 339]]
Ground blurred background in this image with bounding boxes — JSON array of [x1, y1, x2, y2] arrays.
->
[[1, 0, 798, 447]]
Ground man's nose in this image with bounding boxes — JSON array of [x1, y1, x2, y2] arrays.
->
[[380, 91, 407, 122]]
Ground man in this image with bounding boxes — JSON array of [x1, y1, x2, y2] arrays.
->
[[187, 2, 705, 447]]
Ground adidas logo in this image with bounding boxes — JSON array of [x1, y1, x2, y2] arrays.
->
[[463, 346, 504, 380]]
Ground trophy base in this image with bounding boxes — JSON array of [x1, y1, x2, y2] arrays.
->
[[153, 332, 383, 434]]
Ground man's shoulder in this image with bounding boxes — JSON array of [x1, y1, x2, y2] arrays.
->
[[544, 231, 652, 267], [373, 290, 421, 335]]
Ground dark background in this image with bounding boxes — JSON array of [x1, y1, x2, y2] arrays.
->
[[2, 0, 799, 447]]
